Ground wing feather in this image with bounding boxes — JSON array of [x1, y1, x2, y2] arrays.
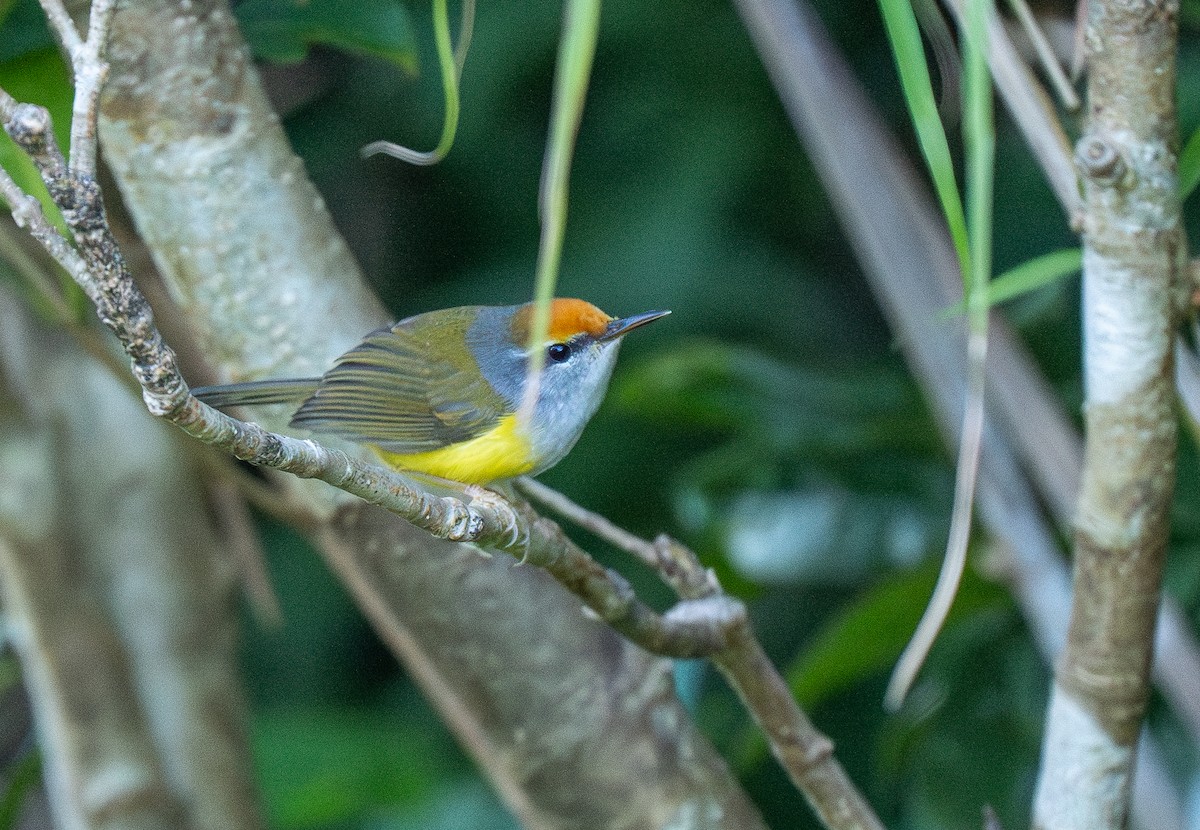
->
[[290, 309, 509, 453]]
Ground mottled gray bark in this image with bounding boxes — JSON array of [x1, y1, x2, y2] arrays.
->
[[0, 290, 195, 830], [1033, 2, 1182, 828]]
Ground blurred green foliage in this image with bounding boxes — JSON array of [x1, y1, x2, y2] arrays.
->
[[12, 0, 1200, 827], [235, 0, 416, 69]]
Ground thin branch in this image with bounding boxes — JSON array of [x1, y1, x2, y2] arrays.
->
[[84, 2, 786, 825], [516, 476, 659, 569], [1004, 0, 1080, 110], [205, 478, 282, 628], [35, 0, 82, 56], [0, 84, 890, 830], [3, 5, 895, 825], [0, 94, 748, 662], [67, 0, 117, 177], [513, 480, 884, 830]]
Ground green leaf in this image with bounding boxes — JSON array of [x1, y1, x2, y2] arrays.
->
[[962, 0, 995, 307], [985, 247, 1081, 305], [942, 247, 1081, 315], [1181, 125, 1200, 199], [877, 0, 970, 278], [235, 0, 416, 70]]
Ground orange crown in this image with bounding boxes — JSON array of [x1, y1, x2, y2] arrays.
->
[[512, 298, 612, 344]]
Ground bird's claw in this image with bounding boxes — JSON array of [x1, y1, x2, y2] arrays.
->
[[464, 484, 529, 561]]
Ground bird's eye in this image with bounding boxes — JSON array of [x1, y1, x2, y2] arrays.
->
[[547, 342, 572, 363]]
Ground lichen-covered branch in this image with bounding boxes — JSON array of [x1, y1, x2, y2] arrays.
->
[[524, 484, 887, 830], [1032, 2, 1182, 828], [4, 86, 728, 661]]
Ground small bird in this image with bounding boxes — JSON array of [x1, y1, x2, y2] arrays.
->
[[193, 299, 669, 484]]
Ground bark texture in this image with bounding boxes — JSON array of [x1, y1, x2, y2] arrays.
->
[[0, 237, 258, 830], [1033, 2, 1182, 828]]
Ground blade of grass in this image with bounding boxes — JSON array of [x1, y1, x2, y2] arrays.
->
[[360, 0, 469, 165], [886, 0, 995, 711], [941, 246, 1082, 316], [877, 0, 970, 278], [519, 0, 601, 423]]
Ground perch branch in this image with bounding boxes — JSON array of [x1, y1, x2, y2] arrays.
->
[[516, 478, 884, 830]]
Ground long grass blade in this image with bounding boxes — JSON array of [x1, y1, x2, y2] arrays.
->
[[886, 0, 994, 711], [519, 0, 602, 423], [877, 0, 970, 277]]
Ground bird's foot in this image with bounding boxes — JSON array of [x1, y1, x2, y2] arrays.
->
[[464, 484, 529, 561]]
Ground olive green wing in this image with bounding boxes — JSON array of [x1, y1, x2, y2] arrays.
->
[[290, 310, 508, 453], [192, 378, 321, 408]]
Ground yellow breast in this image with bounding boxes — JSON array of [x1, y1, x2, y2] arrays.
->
[[371, 413, 535, 484]]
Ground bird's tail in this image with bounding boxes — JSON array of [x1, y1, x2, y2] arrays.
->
[[191, 378, 321, 409]]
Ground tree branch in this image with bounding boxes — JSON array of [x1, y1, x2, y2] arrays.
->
[[498, 481, 885, 830], [1032, 2, 1182, 827]]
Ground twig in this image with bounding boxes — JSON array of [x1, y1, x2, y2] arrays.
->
[[516, 476, 659, 569], [512, 480, 884, 830], [1004, 0, 1080, 111], [0, 78, 890, 830], [38, 0, 116, 176], [34, 0, 81, 56], [3, 4, 892, 826], [205, 478, 283, 628], [0, 91, 749, 663]]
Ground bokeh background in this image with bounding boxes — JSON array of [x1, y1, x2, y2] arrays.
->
[[12, 0, 1200, 827]]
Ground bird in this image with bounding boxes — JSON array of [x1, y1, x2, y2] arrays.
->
[[192, 298, 669, 485]]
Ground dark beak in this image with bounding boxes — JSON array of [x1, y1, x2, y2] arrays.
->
[[599, 309, 671, 342]]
